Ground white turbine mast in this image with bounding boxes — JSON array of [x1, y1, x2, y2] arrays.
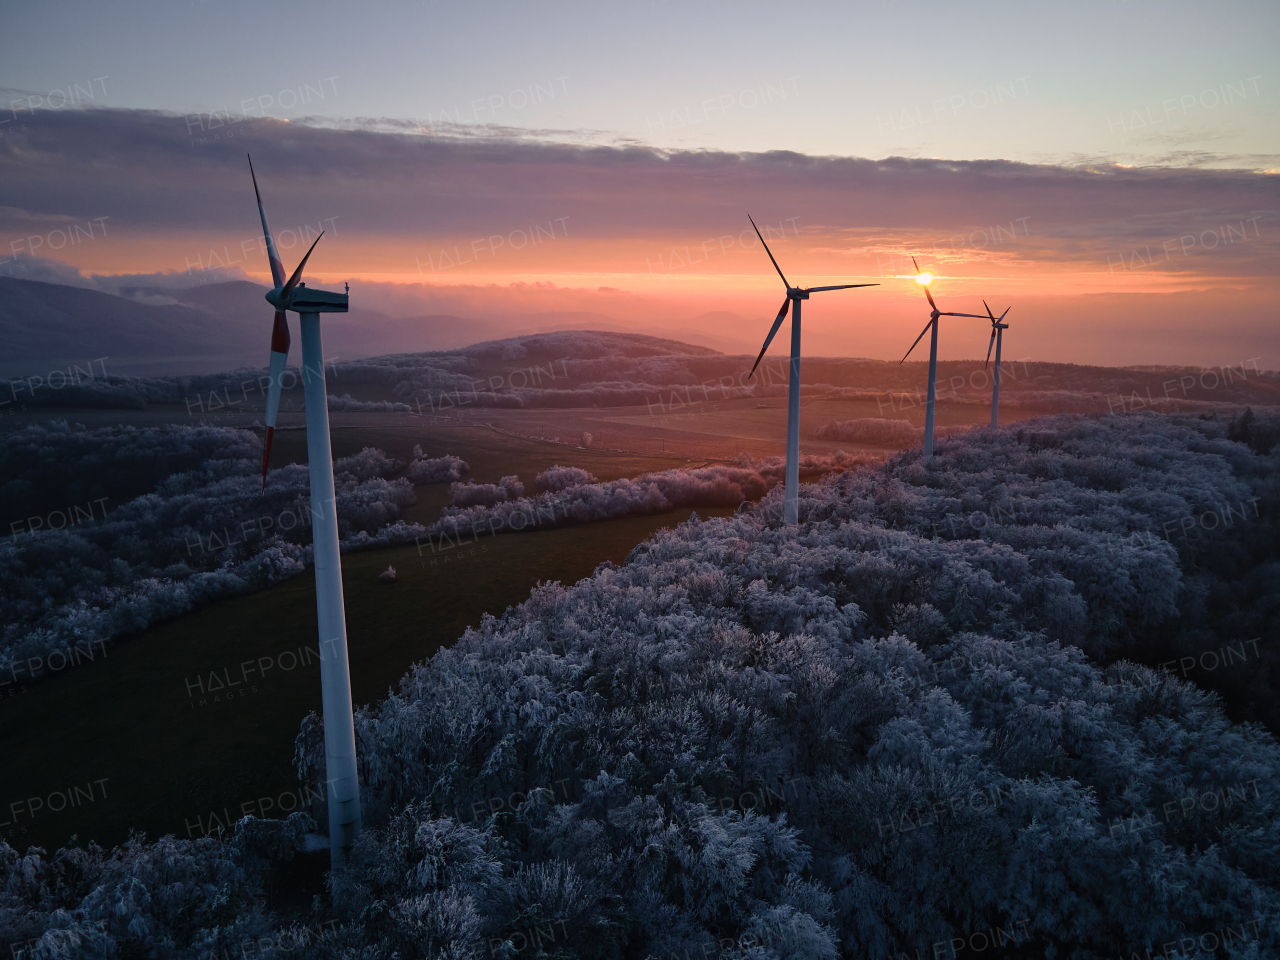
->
[[898, 257, 1000, 458], [746, 215, 877, 523], [248, 155, 361, 867], [982, 300, 1012, 428]]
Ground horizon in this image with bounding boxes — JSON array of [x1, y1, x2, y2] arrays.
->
[[6, 272, 1280, 377]]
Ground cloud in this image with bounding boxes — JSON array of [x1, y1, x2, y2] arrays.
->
[[0, 252, 253, 296], [1, 107, 1276, 366], [1, 107, 1274, 250]]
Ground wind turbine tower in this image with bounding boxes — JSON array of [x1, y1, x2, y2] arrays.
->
[[746, 216, 877, 522], [983, 300, 1011, 427], [249, 156, 361, 866], [899, 258, 990, 459]]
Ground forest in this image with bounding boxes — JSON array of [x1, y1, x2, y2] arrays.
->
[[3, 409, 1278, 959], [0, 419, 864, 688]]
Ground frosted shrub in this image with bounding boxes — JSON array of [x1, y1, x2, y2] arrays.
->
[[535, 465, 597, 492], [450, 476, 524, 508], [407, 454, 470, 485], [814, 417, 920, 445]]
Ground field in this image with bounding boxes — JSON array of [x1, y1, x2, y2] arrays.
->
[[2, 500, 736, 852], [4, 381, 975, 852], [3, 346, 1277, 957], [0, 375, 1142, 854], [25, 390, 1008, 463], [1, 363, 1234, 853], [6, 397, 834, 853], [10, 333, 1277, 852]]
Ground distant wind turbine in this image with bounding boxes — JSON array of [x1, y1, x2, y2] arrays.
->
[[248, 155, 361, 866], [982, 300, 1011, 427], [747, 215, 877, 523], [899, 257, 989, 458]]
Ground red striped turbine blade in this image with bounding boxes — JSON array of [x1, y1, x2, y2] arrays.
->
[[261, 310, 290, 491], [248, 155, 287, 288]]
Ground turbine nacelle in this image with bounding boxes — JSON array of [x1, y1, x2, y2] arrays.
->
[[745, 214, 877, 379], [983, 299, 1012, 331], [265, 283, 349, 314]]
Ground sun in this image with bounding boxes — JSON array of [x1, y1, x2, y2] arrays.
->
[[914, 272, 934, 286]]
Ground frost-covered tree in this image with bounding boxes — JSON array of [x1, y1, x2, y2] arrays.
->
[[536, 465, 597, 492], [406, 454, 470, 485], [451, 476, 525, 508], [0, 429, 414, 683], [5, 412, 1280, 959]]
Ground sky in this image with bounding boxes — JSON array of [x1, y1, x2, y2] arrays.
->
[[0, 0, 1277, 367]]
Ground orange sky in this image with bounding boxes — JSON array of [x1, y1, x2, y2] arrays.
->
[[1, 109, 1275, 367]]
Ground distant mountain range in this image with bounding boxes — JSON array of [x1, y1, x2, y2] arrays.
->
[[0, 278, 755, 378], [0, 278, 503, 377]]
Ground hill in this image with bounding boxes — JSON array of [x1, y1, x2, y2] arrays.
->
[[0, 279, 742, 379], [0, 278, 490, 377], [3, 314, 1277, 422], [0, 277, 260, 374]]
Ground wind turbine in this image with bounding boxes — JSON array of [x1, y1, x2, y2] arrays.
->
[[248, 155, 361, 866], [982, 300, 1011, 427], [747, 215, 877, 523], [899, 257, 988, 458]]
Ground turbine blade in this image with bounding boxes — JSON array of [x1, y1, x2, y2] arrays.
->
[[807, 283, 880, 292], [984, 329, 996, 369], [281, 232, 324, 297], [248, 154, 287, 289], [262, 310, 290, 490], [940, 312, 989, 319], [910, 256, 939, 310], [749, 298, 790, 378], [998, 307, 1011, 321], [899, 316, 934, 364], [983, 299, 996, 320], [748, 215, 790, 288]]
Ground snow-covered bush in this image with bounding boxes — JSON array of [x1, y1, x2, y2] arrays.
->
[[535, 465, 597, 492], [813, 419, 974, 446], [0, 419, 258, 533], [0, 816, 312, 957], [327, 393, 412, 412], [814, 417, 921, 445], [334, 447, 403, 482], [0, 427, 416, 683], [406, 454, 470, 485], [450, 475, 524, 508]]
